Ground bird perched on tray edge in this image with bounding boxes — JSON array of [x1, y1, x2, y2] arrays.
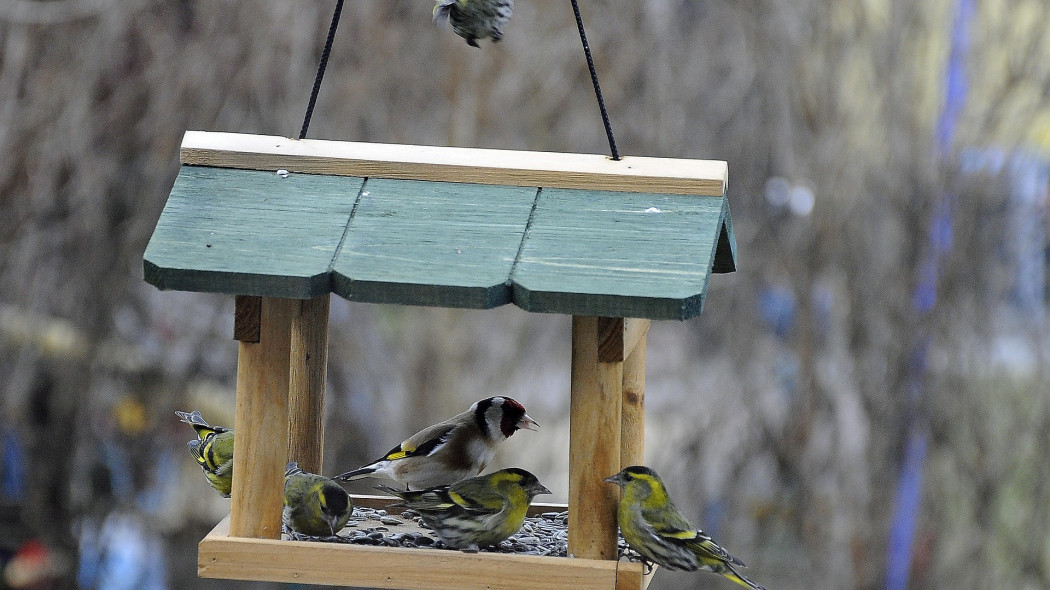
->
[[378, 467, 550, 551], [283, 461, 354, 537], [176, 410, 235, 497], [605, 466, 768, 590], [434, 0, 513, 47], [336, 396, 538, 490]]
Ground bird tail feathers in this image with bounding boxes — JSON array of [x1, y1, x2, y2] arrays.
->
[[722, 561, 767, 590]]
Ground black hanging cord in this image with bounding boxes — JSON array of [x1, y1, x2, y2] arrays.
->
[[569, 0, 620, 160], [300, 0, 617, 157], [299, 0, 345, 139]]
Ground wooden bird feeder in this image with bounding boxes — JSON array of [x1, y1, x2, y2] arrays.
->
[[143, 130, 736, 590]]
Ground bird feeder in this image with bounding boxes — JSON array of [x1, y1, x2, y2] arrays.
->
[[143, 130, 735, 590]]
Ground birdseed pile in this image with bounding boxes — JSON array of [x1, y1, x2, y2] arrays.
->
[[286, 506, 637, 559]]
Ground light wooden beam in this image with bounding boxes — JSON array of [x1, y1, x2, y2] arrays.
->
[[180, 131, 727, 196], [230, 297, 296, 539], [569, 316, 623, 562], [287, 295, 330, 474], [620, 325, 646, 469]]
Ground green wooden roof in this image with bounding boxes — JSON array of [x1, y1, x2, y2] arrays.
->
[[143, 133, 736, 320]]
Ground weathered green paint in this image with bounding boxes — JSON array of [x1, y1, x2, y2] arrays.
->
[[712, 200, 737, 273], [143, 166, 737, 320], [331, 178, 536, 308], [510, 189, 725, 320], [143, 166, 361, 298]]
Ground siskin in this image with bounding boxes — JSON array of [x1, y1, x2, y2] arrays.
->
[[378, 467, 550, 551], [283, 461, 354, 537], [605, 466, 768, 590], [336, 396, 538, 490], [434, 0, 513, 48], [176, 410, 235, 498]]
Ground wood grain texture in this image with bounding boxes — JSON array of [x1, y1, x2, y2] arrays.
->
[[569, 316, 622, 561], [287, 295, 329, 474], [234, 295, 261, 342], [143, 166, 361, 298], [199, 517, 648, 590], [230, 297, 296, 539], [621, 326, 647, 469], [180, 131, 727, 196], [623, 319, 650, 363], [596, 318, 649, 363], [616, 561, 656, 590], [511, 189, 726, 320], [331, 178, 535, 309], [597, 317, 626, 363]]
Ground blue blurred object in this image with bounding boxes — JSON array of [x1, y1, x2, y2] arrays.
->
[[886, 1, 973, 589], [758, 285, 796, 340], [78, 511, 168, 590], [1, 428, 26, 502]]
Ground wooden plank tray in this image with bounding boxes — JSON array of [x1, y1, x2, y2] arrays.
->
[[198, 496, 656, 590]]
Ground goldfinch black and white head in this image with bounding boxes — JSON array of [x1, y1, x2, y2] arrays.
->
[[378, 467, 550, 551], [337, 396, 538, 490], [434, 0, 513, 48], [176, 410, 235, 498], [606, 466, 768, 590], [283, 462, 354, 538]]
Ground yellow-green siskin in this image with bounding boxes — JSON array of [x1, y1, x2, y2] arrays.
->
[[283, 462, 354, 537], [605, 466, 767, 590], [176, 410, 235, 498], [433, 0, 513, 47], [378, 467, 550, 551]]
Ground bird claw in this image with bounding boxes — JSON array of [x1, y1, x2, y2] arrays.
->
[[619, 548, 653, 574]]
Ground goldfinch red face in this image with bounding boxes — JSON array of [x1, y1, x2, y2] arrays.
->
[[474, 396, 539, 441]]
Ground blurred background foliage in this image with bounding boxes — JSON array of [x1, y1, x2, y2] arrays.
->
[[0, 1, 1049, 589]]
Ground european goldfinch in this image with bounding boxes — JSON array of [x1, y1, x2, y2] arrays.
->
[[336, 396, 538, 490], [283, 462, 354, 537], [176, 410, 235, 497], [433, 0, 513, 47], [605, 466, 767, 590], [378, 467, 550, 551]]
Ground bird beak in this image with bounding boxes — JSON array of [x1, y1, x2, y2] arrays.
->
[[604, 474, 624, 486], [535, 483, 552, 496], [517, 413, 540, 431]]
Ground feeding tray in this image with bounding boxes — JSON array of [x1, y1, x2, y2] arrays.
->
[[199, 495, 655, 590], [144, 131, 734, 590]]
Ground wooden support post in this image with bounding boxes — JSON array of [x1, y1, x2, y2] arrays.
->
[[230, 297, 296, 539], [569, 316, 623, 561], [620, 319, 648, 468], [287, 295, 330, 474]]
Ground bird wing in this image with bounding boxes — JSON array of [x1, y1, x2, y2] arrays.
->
[[686, 530, 746, 567], [377, 484, 459, 511], [381, 421, 456, 462], [642, 502, 700, 541], [433, 0, 455, 24], [446, 480, 506, 515], [176, 410, 231, 440], [186, 439, 207, 466]]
